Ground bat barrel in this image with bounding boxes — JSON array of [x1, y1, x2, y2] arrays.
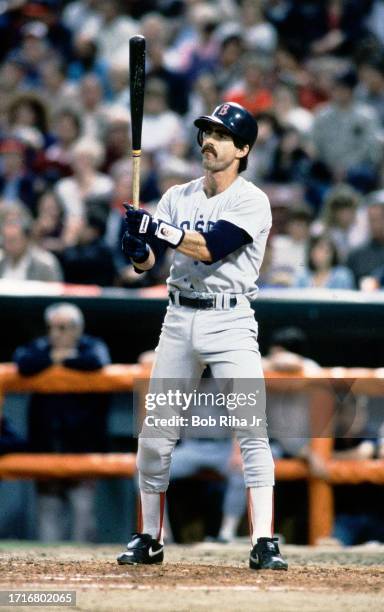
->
[[130, 35, 146, 209]]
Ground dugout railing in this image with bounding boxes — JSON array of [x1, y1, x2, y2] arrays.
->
[[0, 363, 383, 545]]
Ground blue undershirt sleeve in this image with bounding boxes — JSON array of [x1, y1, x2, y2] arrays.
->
[[201, 219, 252, 264]]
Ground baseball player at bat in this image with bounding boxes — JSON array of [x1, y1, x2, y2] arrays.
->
[[117, 102, 288, 571]]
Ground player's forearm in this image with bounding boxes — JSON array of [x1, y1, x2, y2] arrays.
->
[[177, 230, 212, 262], [132, 246, 156, 270]]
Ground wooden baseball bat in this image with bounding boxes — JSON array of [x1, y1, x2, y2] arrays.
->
[[129, 35, 146, 209]]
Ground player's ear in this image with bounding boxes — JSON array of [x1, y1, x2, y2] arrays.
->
[[236, 143, 249, 160]]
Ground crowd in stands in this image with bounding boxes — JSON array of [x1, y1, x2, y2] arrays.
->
[[0, 0, 383, 290]]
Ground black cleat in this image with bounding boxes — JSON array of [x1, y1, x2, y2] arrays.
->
[[249, 537, 288, 570], [117, 533, 164, 565]]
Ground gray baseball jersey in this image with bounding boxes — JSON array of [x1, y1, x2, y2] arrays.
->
[[154, 175, 272, 300]]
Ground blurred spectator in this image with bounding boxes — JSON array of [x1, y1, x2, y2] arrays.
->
[[224, 53, 273, 114], [76, 74, 108, 140], [0, 137, 45, 213], [239, 0, 277, 55], [105, 59, 130, 107], [67, 33, 109, 85], [357, 55, 384, 126], [94, 0, 137, 66], [272, 83, 314, 135], [0, 213, 63, 282], [297, 56, 334, 111], [59, 209, 116, 287], [146, 40, 190, 115], [32, 191, 65, 255], [21, 1, 74, 63], [141, 78, 187, 161], [181, 2, 220, 84], [43, 108, 82, 183], [16, 20, 53, 88], [270, 207, 312, 287], [310, 69, 382, 194], [294, 234, 355, 289], [13, 302, 111, 541], [214, 27, 245, 93], [0, 53, 28, 104], [311, 184, 368, 262], [347, 191, 384, 286], [54, 137, 114, 247], [7, 91, 53, 148], [62, 0, 101, 38], [101, 107, 130, 173], [267, 126, 311, 184], [140, 12, 169, 50], [39, 57, 78, 116]]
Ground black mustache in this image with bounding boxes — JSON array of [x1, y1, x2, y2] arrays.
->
[[202, 145, 217, 156]]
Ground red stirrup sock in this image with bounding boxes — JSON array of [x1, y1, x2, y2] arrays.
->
[[247, 486, 274, 546]]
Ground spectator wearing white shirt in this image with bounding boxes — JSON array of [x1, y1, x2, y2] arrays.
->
[[94, 0, 137, 67], [270, 207, 312, 287], [55, 138, 113, 247], [141, 78, 187, 162], [0, 214, 62, 282]]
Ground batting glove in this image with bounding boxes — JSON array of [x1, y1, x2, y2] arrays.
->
[[121, 231, 150, 263], [123, 204, 184, 248]]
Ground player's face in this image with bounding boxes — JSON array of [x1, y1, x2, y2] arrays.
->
[[201, 127, 248, 172]]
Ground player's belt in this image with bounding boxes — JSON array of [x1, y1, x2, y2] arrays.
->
[[169, 292, 237, 309]]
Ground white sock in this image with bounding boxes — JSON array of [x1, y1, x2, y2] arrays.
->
[[248, 486, 273, 545], [140, 492, 165, 543], [218, 515, 239, 541]]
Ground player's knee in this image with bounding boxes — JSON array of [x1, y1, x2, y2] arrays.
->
[[136, 437, 172, 477], [240, 437, 275, 486]]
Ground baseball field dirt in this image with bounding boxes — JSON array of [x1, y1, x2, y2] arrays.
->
[[0, 541, 383, 611]]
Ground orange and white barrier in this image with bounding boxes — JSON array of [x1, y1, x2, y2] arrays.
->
[[0, 363, 383, 545]]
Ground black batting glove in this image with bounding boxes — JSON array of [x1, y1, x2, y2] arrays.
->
[[121, 231, 150, 263], [124, 204, 157, 238], [123, 203, 185, 248]]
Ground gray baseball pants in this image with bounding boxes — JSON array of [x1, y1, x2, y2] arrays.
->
[[137, 297, 275, 492]]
